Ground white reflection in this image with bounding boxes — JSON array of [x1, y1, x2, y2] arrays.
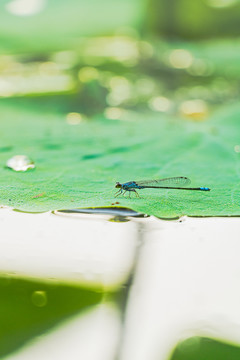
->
[[0, 209, 137, 288], [6, 0, 46, 16], [120, 217, 240, 360]]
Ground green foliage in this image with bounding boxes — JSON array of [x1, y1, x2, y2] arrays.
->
[[0, 99, 239, 217]]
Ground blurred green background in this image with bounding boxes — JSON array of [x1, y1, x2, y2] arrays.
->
[[147, 0, 240, 39]]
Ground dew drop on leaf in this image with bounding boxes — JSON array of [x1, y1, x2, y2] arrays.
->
[[31, 290, 48, 307], [6, 155, 35, 171]]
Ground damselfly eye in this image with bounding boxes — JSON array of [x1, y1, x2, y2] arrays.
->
[[115, 182, 121, 188]]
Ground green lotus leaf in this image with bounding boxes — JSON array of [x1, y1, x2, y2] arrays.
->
[[0, 99, 239, 217]]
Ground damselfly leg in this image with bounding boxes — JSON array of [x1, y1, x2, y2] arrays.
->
[[115, 189, 122, 197], [115, 188, 140, 198], [127, 189, 140, 198], [133, 189, 140, 198]]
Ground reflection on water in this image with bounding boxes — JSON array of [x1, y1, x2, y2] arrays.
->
[[119, 216, 240, 360], [0, 210, 240, 359], [54, 206, 145, 217]]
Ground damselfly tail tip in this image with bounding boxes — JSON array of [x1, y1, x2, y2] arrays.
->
[[200, 187, 210, 191]]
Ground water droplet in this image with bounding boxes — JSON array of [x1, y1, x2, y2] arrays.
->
[[31, 290, 47, 307], [6, 155, 35, 171]]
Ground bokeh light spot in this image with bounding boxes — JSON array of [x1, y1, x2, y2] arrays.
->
[[6, 0, 46, 16], [78, 67, 99, 83], [180, 99, 208, 120], [66, 112, 84, 125], [104, 107, 123, 120], [234, 145, 240, 153], [148, 96, 171, 112], [169, 49, 193, 69]]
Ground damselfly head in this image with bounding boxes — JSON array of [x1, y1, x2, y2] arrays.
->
[[115, 182, 122, 188]]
